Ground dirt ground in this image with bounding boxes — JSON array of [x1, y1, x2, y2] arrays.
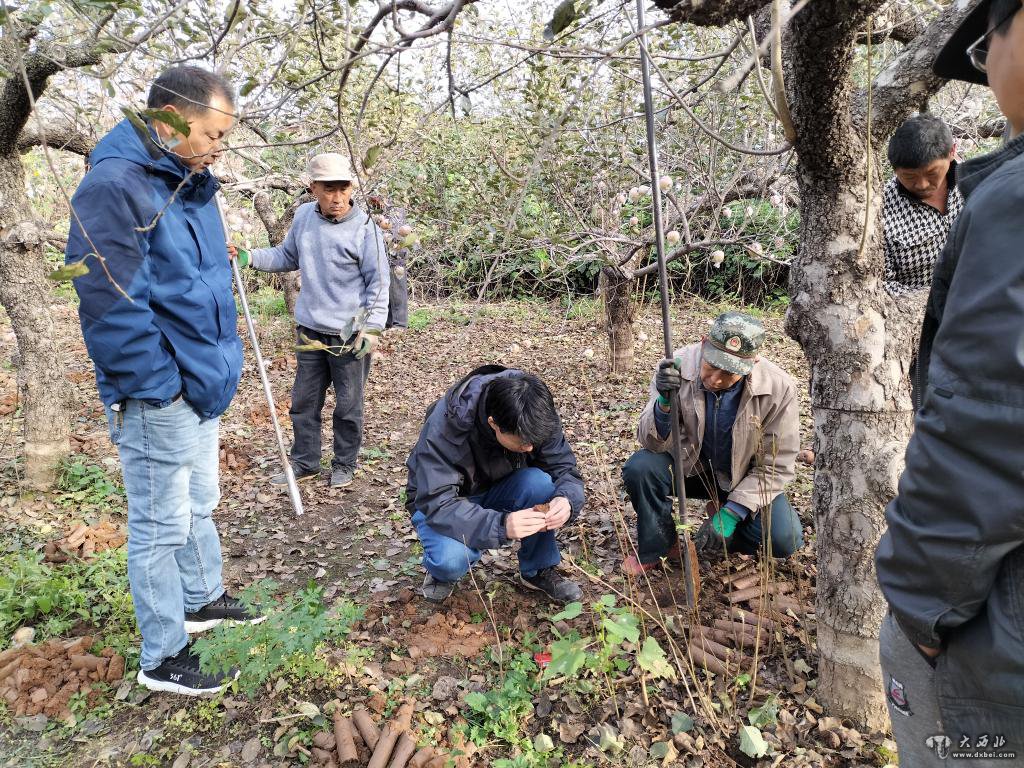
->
[[0, 296, 897, 767]]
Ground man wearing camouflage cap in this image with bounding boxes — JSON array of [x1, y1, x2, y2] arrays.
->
[[621, 312, 802, 574]]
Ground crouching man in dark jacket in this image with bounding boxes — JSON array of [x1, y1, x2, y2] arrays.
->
[[876, 0, 1024, 758], [406, 366, 584, 604]]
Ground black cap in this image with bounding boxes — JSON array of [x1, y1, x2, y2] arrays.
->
[[933, 0, 992, 86]]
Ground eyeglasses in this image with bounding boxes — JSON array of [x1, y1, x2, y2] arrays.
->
[[967, 1, 1022, 74]]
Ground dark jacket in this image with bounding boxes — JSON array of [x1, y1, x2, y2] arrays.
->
[[876, 132, 1024, 739], [406, 366, 585, 550], [65, 119, 242, 419]]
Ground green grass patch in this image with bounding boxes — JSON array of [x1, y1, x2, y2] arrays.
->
[[561, 296, 600, 321], [0, 548, 136, 655], [244, 286, 290, 318], [407, 307, 434, 330]]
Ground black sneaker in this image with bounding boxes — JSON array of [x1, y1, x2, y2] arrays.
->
[[137, 643, 238, 696], [184, 592, 266, 633], [519, 567, 583, 604]]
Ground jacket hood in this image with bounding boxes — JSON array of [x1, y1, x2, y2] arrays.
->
[[957, 131, 1024, 198], [89, 118, 218, 199], [444, 365, 515, 430]]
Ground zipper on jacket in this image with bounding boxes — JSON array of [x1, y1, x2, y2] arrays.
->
[[711, 392, 721, 474]]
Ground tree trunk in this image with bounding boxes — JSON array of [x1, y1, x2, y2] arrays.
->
[[781, 1, 921, 728], [252, 190, 309, 321], [655, 0, 975, 729], [0, 153, 71, 489], [282, 272, 301, 317], [784, 173, 919, 728], [600, 264, 635, 372]]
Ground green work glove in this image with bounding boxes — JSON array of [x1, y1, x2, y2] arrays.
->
[[353, 329, 382, 359], [695, 507, 740, 555], [228, 245, 250, 267]]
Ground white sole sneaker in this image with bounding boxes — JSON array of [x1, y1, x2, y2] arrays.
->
[[184, 614, 268, 634], [183, 618, 223, 633], [136, 668, 238, 696]]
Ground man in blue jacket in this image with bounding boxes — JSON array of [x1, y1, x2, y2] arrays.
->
[[406, 366, 584, 604], [66, 66, 261, 696]]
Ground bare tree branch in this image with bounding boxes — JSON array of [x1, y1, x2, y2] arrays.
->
[[0, 38, 122, 152], [856, 0, 926, 45], [863, 0, 985, 139], [17, 120, 95, 157], [952, 116, 1007, 140], [652, 0, 769, 26]]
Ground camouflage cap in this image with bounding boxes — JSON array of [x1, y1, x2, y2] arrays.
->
[[702, 312, 765, 376]]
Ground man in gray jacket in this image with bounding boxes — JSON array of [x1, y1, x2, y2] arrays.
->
[[876, 0, 1024, 757], [230, 153, 389, 488]]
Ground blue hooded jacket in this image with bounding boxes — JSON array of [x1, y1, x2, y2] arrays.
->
[[65, 118, 242, 419]]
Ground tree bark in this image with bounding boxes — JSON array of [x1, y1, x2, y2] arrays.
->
[[0, 153, 71, 488], [252, 190, 309, 319], [600, 264, 635, 372], [0, 28, 120, 489]]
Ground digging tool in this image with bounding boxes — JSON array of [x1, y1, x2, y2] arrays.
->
[[635, 0, 698, 610], [216, 193, 304, 517]]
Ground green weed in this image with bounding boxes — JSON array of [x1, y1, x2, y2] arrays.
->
[[561, 296, 600, 321], [56, 456, 124, 509], [244, 286, 290, 318], [544, 596, 675, 692], [359, 445, 391, 462], [0, 549, 135, 653], [192, 580, 362, 696]]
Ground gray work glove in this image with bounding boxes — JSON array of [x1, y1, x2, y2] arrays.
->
[[655, 357, 682, 402]]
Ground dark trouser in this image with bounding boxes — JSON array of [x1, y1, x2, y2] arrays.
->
[[289, 326, 371, 474], [622, 449, 803, 563], [879, 613, 1011, 766]]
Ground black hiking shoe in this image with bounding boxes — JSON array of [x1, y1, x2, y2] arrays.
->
[[184, 592, 266, 633], [137, 643, 238, 696], [421, 573, 457, 603], [519, 567, 582, 604], [271, 466, 319, 485]]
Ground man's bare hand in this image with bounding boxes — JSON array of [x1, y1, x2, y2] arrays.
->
[[544, 497, 572, 531], [505, 508, 547, 540], [226, 243, 239, 260], [918, 643, 941, 659]]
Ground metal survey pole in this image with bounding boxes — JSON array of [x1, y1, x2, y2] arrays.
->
[[635, 0, 697, 609], [216, 193, 304, 517]]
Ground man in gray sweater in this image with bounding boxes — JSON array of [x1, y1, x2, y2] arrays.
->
[[230, 153, 390, 487]]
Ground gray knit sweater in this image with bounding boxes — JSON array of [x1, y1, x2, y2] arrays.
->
[[250, 202, 390, 335]]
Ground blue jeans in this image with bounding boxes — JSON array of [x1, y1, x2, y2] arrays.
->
[[107, 398, 225, 670], [411, 468, 561, 582]]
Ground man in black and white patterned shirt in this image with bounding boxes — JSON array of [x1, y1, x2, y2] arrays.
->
[[883, 114, 964, 297]]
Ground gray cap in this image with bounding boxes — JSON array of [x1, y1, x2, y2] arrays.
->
[[702, 312, 765, 376]]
